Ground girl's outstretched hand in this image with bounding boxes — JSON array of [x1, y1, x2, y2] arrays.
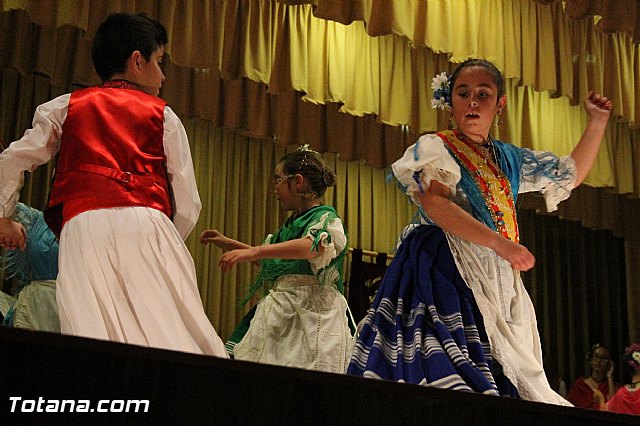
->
[[584, 91, 613, 122], [200, 229, 226, 246]]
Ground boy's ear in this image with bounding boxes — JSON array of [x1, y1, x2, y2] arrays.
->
[[128, 51, 143, 72]]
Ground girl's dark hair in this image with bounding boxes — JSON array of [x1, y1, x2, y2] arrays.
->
[[450, 59, 505, 101], [586, 342, 612, 360], [92, 13, 168, 81], [280, 149, 336, 197]]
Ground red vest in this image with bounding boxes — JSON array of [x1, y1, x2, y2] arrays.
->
[[44, 83, 173, 236]]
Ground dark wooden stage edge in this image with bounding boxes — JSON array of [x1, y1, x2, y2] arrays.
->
[[0, 328, 635, 424]]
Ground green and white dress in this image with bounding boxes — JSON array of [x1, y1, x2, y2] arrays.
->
[[230, 205, 353, 373]]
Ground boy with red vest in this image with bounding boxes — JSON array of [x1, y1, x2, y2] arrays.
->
[[0, 13, 227, 357]]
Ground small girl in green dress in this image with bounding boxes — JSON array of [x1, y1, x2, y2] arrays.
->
[[200, 146, 353, 372]]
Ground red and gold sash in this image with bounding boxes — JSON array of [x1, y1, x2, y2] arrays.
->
[[437, 130, 519, 242]]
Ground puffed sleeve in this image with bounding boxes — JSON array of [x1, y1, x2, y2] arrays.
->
[[519, 148, 577, 212], [0, 95, 69, 217], [391, 133, 461, 206], [305, 212, 347, 273], [163, 106, 201, 239]]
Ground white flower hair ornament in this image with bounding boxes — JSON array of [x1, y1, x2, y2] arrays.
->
[[624, 343, 640, 371], [431, 71, 451, 111]]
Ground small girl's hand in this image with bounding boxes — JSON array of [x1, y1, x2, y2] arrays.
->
[[0, 218, 26, 251], [584, 91, 613, 122], [200, 229, 226, 246], [218, 247, 260, 272]]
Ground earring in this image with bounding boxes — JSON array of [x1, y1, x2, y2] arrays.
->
[[495, 111, 503, 127], [448, 114, 456, 130], [300, 191, 317, 199]]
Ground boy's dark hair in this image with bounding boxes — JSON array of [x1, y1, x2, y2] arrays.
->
[[91, 13, 168, 81], [280, 149, 336, 197], [450, 58, 505, 101]]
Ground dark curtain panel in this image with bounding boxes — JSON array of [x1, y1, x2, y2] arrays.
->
[[0, 68, 70, 209], [346, 249, 389, 324], [519, 209, 629, 389]]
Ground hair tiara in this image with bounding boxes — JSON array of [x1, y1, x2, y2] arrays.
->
[[297, 144, 319, 154], [295, 144, 322, 170]]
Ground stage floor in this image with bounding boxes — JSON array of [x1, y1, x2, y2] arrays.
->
[[0, 327, 636, 424]]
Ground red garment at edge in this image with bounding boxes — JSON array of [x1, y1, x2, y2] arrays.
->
[[568, 377, 613, 409], [607, 387, 640, 415]]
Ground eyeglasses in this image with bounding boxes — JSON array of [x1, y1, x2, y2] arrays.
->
[[592, 355, 610, 362], [272, 174, 295, 187]]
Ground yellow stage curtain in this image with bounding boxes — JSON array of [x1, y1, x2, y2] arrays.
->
[[277, 1, 640, 47], [2, 1, 640, 127], [500, 81, 615, 189], [2, 1, 639, 228], [8, 0, 636, 46], [1, 3, 637, 185]]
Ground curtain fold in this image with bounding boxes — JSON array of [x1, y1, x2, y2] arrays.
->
[[6, 1, 637, 45], [279, 1, 640, 46], [519, 210, 630, 388], [520, 187, 640, 343], [2, 2, 639, 176], [2, 1, 640, 126], [562, 0, 640, 44], [159, 62, 418, 168], [4, 7, 632, 183]]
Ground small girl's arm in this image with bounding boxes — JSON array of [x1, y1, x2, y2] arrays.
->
[[200, 229, 251, 251], [218, 238, 323, 273]]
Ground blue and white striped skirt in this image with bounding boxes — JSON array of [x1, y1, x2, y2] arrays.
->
[[347, 225, 517, 397]]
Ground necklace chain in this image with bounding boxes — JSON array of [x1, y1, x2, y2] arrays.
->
[[458, 131, 498, 165]]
